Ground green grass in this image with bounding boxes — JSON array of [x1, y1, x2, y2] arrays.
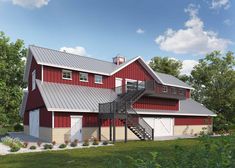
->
[[0, 136, 234, 168]]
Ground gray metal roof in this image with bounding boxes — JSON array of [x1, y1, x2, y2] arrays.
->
[[19, 90, 28, 117], [135, 98, 216, 116], [155, 72, 193, 89], [36, 80, 117, 112], [30, 45, 118, 75], [24, 45, 193, 89]]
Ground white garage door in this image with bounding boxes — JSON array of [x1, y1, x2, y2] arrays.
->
[[143, 117, 173, 137], [29, 109, 39, 138]]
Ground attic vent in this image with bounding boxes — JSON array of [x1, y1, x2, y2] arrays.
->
[[113, 55, 126, 65]]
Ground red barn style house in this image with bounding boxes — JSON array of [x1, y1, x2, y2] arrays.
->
[[20, 45, 216, 143]]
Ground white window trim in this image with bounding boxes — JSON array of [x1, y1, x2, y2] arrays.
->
[[62, 70, 72, 80], [32, 70, 36, 91], [94, 75, 103, 84], [162, 86, 168, 93], [52, 111, 54, 128], [80, 72, 88, 82]]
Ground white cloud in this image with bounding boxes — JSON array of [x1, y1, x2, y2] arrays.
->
[[155, 4, 231, 55], [210, 0, 230, 10], [224, 19, 233, 26], [12, 0, 49, 8], [60, 46, 88, 56], [136, 28, 145, 34], [181, 60, 199, 75]]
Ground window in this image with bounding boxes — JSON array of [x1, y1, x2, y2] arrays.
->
[[126, 80, 138, 92], [62, 70, 72, 80], [178, 89, 184, 95], [172, 87, 177, 94], [95, 75, 103, 84], [80, 72, 88, 82], [162, 86, 168, 93], [32, 70, 36, 90]]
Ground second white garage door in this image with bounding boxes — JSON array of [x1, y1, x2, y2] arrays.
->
[[143, 117, 173, 137]]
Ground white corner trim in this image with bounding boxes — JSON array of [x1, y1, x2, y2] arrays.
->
[[52, 111, 54, 128]]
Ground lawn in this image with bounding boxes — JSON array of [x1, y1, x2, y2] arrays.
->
[[0, 136, 234, 168]]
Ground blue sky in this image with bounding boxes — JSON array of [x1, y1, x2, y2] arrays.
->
[[0, 0, 234, 74]]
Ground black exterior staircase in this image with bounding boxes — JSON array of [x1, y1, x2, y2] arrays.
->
[[99, 81, 155, 141]]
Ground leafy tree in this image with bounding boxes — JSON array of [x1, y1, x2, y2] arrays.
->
[[149, 57, 182, 77], [191, 51, 235, 122], [0, 32, 26, 126]]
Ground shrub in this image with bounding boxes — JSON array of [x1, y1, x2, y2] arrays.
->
[[83, 139, 89, 146], [29, 145, 36, 150], [59, 144, 67, 149], [92, 138, 99, 145], [13, 123, 23, 132], [102, 141, 109, 145], [64, 140, 69, 145], [23, 141, 28, 148], [43, 144, 53, 150], [1, 136, 23, 148], [213, 114, 229, 133], [52, 141, 56, 146], [70, 142, 77, 147], [74, 139, 79, 144], [10, 146, 20, 152], [37, 141, 42, 147]]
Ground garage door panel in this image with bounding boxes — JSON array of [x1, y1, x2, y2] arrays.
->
[[143, 117, 173, 137]]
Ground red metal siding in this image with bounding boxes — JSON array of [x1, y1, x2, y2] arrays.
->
[[175, 117, 212, 125], [43, 60, 153, 89], [25, 56, 44, 111], [40, 107, 52, 127], [23, 111, 29, 125], [133, 97, 179, 111], [54, 112, 124, 127], [186, 89, 190, 98]]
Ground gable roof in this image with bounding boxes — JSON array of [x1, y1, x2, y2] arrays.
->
[[36, 80, 117, 112], [24, 45, 192, 89], [155, 72, 193, 89]]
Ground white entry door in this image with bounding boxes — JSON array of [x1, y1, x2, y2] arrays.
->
[[143, 117, 173, 137], [71, 116, 83, 142], [115, 78, 123, 94], [29, 109, 39, 138]]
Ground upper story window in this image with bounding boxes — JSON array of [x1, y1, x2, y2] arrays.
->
[[80, 72, 88, 82], [178, 89, 184, 95], [94, 75, 103, 84], [62, 70, 72, 80], [172, 87, 177, 94], [162, 86, 168, 93], [32, 70, 36, 90]]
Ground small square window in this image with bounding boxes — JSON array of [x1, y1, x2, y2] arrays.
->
[[95, 75, 103, 84], [172, 87, 177, 94], [80, 72, 88, 82], [62, 70, 72, 80], [162, 86, 168, 93], [178, 89, 184, 95]]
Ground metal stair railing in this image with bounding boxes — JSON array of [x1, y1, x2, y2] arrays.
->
[[99, 80, 155, 140]]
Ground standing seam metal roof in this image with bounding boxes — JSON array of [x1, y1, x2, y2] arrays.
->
[[36, 80, 117, 112]]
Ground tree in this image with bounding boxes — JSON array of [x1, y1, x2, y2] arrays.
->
[[0, 32, 26, 126], [149, 57, 182, 77], [191, 51, 235, 122]]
